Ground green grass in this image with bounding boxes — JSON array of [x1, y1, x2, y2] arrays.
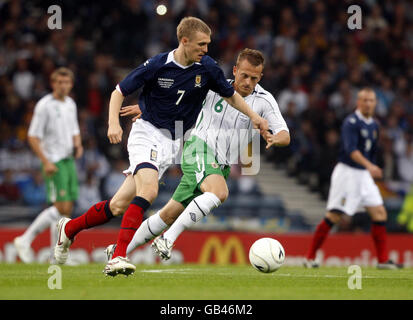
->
[[0, 263, 412, 300]]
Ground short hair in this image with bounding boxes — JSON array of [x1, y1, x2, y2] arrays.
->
[[357, 87, 376, 98], [176, 16, 211, 42], [50, 67, 74, 82], [236, 48, 265, 68]]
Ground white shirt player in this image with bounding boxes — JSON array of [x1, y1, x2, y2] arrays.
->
[[28, 93, 80, 163], [191, 81, 289, 165]]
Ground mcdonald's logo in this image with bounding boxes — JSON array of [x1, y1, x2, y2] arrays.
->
[[199, 236, 247, 265]]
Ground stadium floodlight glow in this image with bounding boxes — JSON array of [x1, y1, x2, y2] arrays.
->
[[156, 4, 167, 16]]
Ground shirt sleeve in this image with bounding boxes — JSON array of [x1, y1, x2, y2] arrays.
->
[[260, 94, 289, 134], [341, 117, 359, 155], [28, 101, 47, 139], [71, 101, 80, 136], [204, 57, 235, 98], [117, 57, 158, 96]]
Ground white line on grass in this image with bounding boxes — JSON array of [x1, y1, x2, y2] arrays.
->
[[140, 269, 400, 279]]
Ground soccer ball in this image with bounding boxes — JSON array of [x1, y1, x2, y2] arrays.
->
[[249, 237, 285, 273]]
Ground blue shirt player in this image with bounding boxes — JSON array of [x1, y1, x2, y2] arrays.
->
[[54, 17, 269, 276], [304, 87, 403, 270]]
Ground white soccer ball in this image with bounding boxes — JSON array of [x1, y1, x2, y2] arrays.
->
[[249, 237, 285, 273]]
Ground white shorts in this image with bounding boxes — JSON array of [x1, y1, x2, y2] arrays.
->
[[123, 118, 182, 179], [326, 162, 383, 216]]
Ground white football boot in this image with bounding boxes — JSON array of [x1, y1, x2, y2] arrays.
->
[[13, 236, 34, 263], [303, 258, 320, 268], [377, 260, 403, 270], [151, 235, 173, 260], [104, 244, 116, 261], [103, 256, 136, 277], [54, 217, 73, 264]]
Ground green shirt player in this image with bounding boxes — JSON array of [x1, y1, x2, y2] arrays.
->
[[107, 48, 290, 260], [14, 67, 83, 263]]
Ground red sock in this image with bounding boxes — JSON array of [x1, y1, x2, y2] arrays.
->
[[65, 200, 114, 239], [112, 196, 150, 259], [306, 218, 333, 260], [371, 221, 388, 263]]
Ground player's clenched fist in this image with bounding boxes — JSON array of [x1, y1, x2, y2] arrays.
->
[[107, 123, 123, 144]]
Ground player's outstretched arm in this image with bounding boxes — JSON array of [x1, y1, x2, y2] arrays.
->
[[223, 92, 269, 135], [107, 89, 125, 144]]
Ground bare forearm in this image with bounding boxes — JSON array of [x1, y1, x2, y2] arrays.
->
[[28, 136, 49, 165], [108, 89, 125, 126], [350, 150, 373, 169], [73, 134, 82, 148]]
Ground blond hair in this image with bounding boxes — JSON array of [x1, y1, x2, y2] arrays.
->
[[50, 67, 74, 82], [176, 16, 211, 42]]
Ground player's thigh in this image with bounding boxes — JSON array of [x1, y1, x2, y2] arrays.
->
[[66, 158, 79, 202], [325, 210, 343, 224], [133, 168, 159, 203], [326, 164, 362, 216], [199, 174, 229, 203], [43, 160, 70, 204], [110, 174, 136, 216], [158, 199, 185, 226], [366, 205, 387, 222], [54, 201, 73, 217]]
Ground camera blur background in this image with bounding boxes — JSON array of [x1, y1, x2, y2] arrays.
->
[[1, 0, 413, 235]]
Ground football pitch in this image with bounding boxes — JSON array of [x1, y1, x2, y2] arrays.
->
[[0, 263, 412, 300]]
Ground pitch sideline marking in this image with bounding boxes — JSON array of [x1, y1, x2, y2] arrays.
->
[[140, 269, 399, 279]]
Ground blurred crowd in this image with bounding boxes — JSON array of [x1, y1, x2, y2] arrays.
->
[[0, 0, 412, 227]]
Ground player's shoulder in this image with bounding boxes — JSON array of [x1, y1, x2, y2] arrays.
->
[[253, 84, 278, 107], [35, 93, 54, 110], [143, 52, 169, 69], [343, 112, 359, 126], [199, 55, 221, 71]]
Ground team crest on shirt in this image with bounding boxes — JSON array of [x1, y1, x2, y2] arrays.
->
[[360, 129, 369, 138], [195, 75, 202, 88], [150, 149, 158, 161]]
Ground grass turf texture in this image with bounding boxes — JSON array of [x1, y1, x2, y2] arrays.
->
[[0, 263, 412, 300]]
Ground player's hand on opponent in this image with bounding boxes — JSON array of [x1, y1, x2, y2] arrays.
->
[[251, 114, 269, 137], [107, 122, 123, 144], [43, 161, 58, 176], [367, 164, 383, 179], [120, 104, 142, 122]]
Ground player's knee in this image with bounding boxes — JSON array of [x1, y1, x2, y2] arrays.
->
[[371, 206, 387, 222], [326, 211, 341, 224], [213, 189, 228, 203], [109, 199, 128, 216], [138, 186, 158, 204]]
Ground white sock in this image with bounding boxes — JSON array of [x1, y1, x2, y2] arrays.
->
[[126, 211, 168, 254], [163, 192, 221, 244], [20, 206, 62, 245]]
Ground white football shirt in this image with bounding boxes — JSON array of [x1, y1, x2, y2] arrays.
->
[[191, 82, 289, 165], [28, 93, 80, 163]]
